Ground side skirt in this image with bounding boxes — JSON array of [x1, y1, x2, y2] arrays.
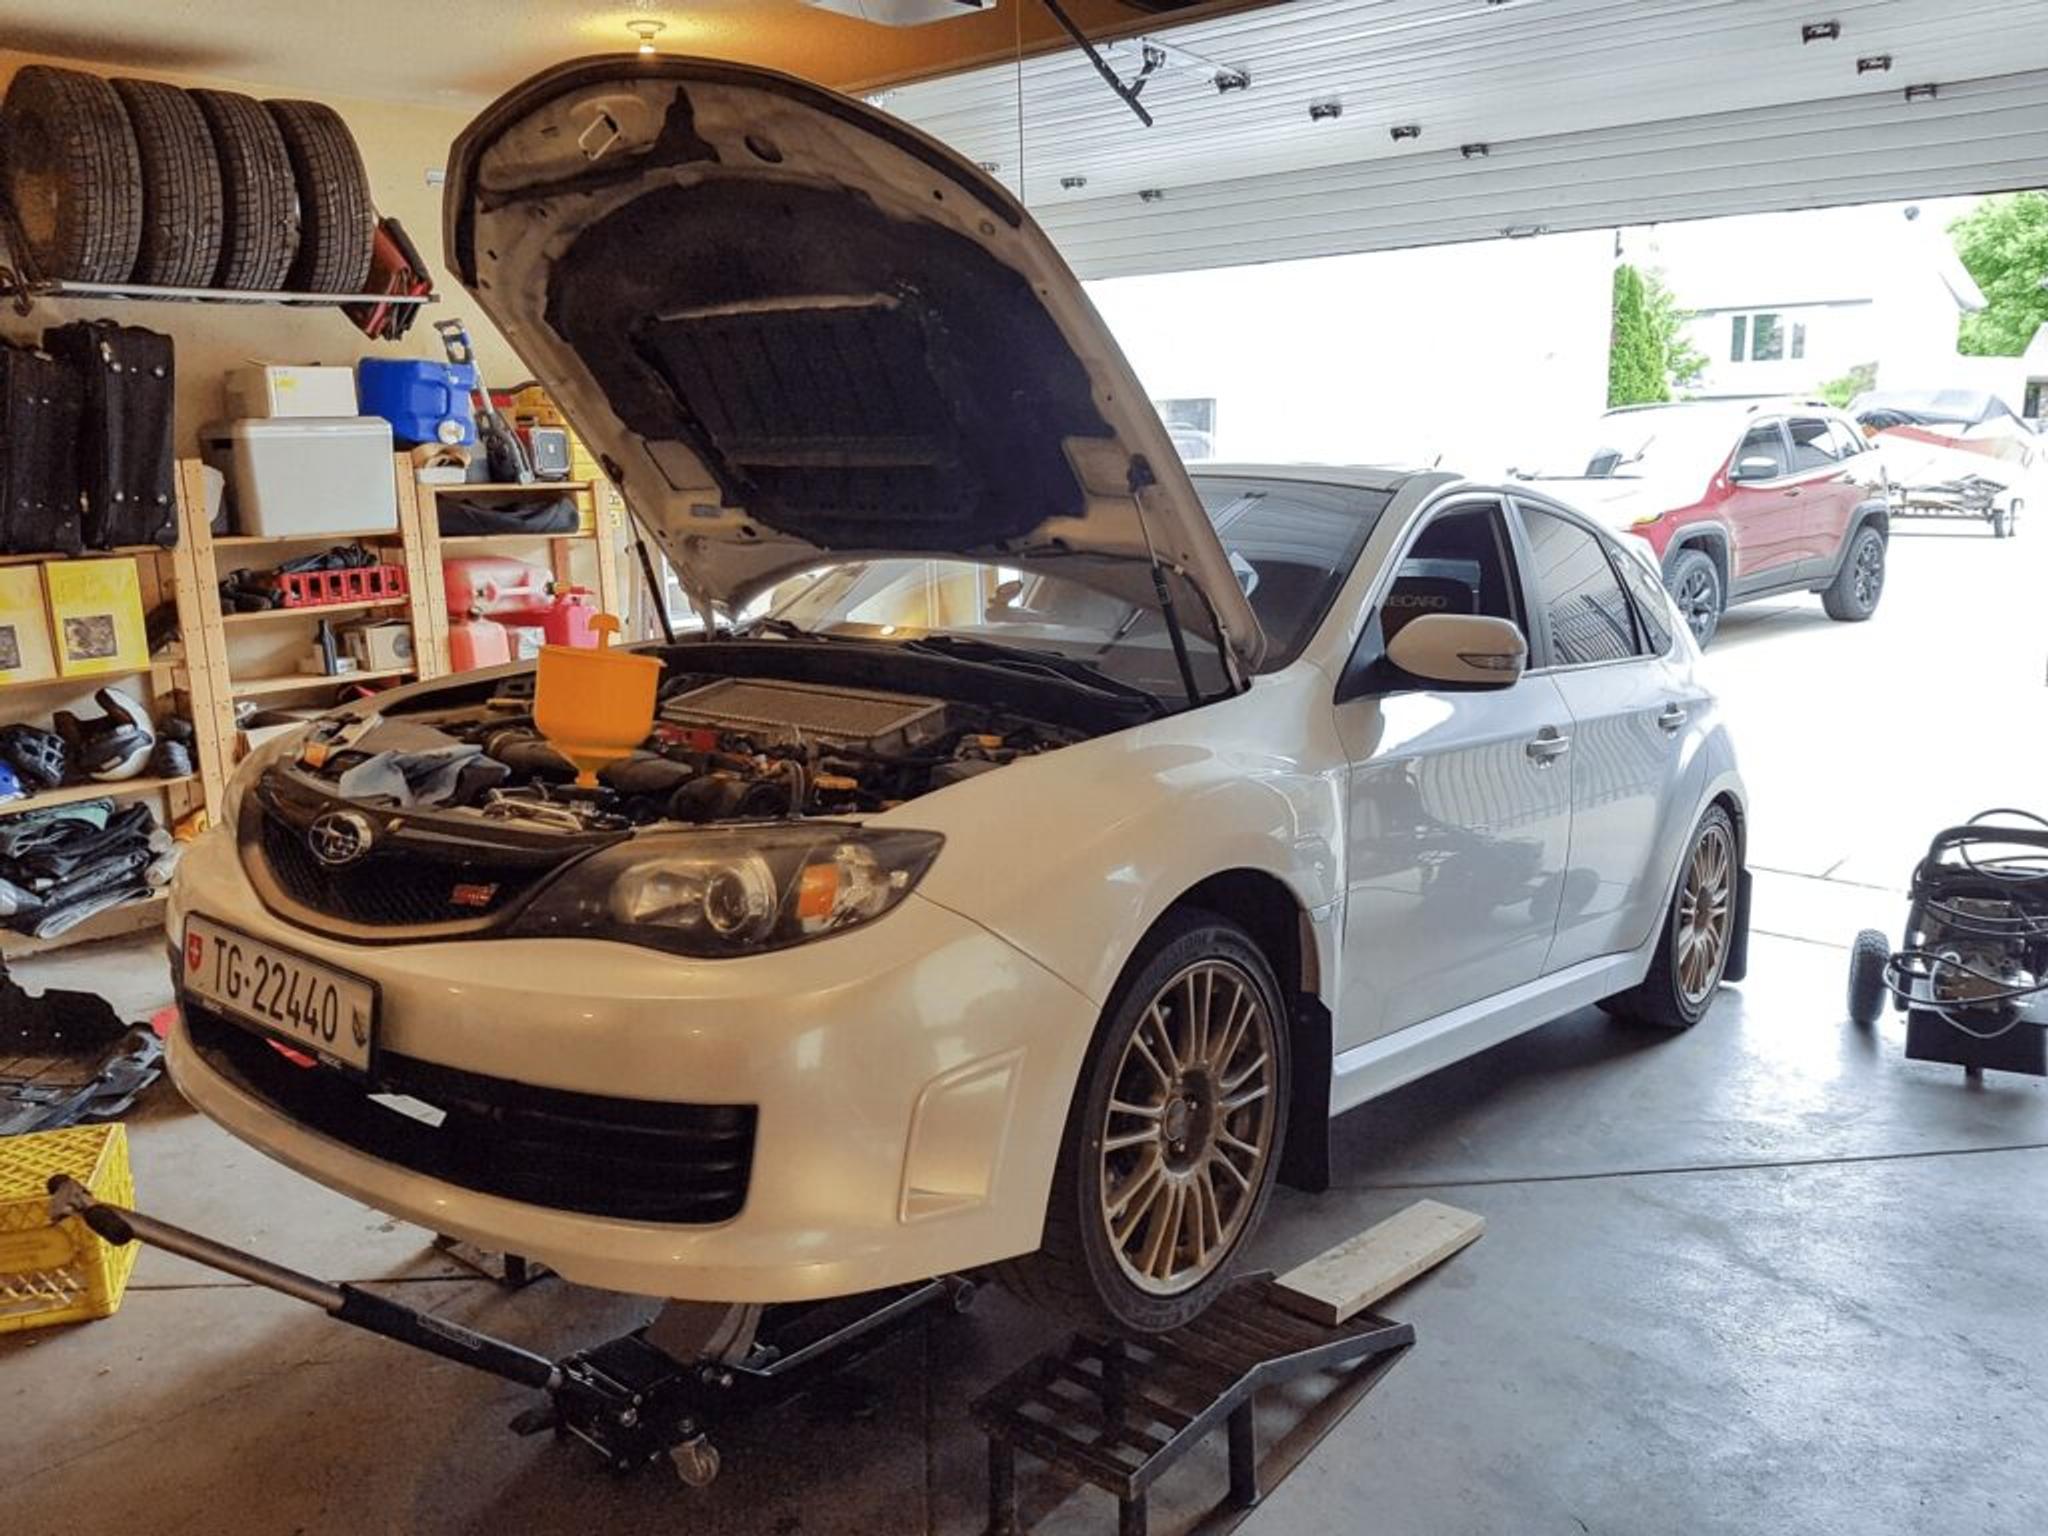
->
[[1328, 951, 1646, 1118]]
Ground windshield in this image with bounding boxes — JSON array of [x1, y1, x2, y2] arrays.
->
[[749, 475, 1392, 697], [1516, 407, 1740, 482]]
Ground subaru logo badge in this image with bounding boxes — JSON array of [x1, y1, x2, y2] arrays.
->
[[307, 810, 375, 867]]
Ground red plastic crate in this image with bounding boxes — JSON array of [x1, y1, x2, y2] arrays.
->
[[273, 563, 409, 609]]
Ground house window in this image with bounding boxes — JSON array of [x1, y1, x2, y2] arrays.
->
[[1729, 311, 1808, 364], [1751, 313, 1784, 361]]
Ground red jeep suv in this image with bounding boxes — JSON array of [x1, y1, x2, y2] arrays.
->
[[1525, 400, 1890, 645]]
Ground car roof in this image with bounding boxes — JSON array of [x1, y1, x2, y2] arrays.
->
[[1188, 462, 1448, 495], [1602, 396, 1841, 422]]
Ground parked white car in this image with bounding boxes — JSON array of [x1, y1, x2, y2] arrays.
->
[[166, 57, 1749, 1334]]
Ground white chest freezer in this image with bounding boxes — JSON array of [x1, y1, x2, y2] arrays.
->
[[200, 417, 398, 537]]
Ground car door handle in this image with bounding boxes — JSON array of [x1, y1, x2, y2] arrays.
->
[[1525, 729, 1571, 764], [1657, 704, 1688, 733]]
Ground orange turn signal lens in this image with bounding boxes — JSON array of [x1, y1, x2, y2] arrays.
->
[[796, 862, 839, 922]]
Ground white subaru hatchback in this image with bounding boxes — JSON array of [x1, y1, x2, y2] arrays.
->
[[167, 57, 1748, 1334]]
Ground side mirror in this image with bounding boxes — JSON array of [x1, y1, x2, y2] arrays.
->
[[1384, 614, 1527, 691], [1731, 454, 1780, 482]]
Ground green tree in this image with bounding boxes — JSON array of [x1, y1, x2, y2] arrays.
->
[[1818, 361, 1878, 408], [1608, 264, 1668, 406], [1643, 268, 1708, 393], [1949, 192, 2048, 356]]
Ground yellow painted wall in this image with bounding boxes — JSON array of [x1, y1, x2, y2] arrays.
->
[[0, 49, 523, 457]]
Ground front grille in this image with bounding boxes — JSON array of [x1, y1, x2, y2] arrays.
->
[[186, 1002, 756, 1224], [256, 812, 549, 928]]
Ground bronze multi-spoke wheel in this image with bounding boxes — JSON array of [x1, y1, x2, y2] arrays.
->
[[1005, 912, 1290, 1333], [1099, 958, 1278, 1296], [1675, 820, 1734, 1006], [1603, 804, 1740, 1030]]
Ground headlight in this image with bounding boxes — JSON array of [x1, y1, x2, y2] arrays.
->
[[508, 825, 943, 958]]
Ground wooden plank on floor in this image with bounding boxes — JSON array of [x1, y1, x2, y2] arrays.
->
[[1272, 1199, 1485, 1326]]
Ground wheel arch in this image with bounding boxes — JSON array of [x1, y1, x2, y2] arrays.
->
[[1152, 868, 1334, 1194], [1849, 499, 1890, 544], [1665, 525, 1731, 596]]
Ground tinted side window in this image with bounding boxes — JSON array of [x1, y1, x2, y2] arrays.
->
[[1787, 417, 1839, 470], [1346, 500, 1524, 694], [1522, 508, 1639, 666], [1827, 419, 1867, 460], [1611, 544, 1673, 655], [1736, 421, 1789, 478]]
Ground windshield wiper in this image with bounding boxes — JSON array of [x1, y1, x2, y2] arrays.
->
[[898, 634, 1163, 709]]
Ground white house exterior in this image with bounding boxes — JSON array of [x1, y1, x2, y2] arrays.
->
[[1634, 200, 2006, 402]]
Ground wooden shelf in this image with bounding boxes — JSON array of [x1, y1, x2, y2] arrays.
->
[[0, 773, 197, 820], [212, 528, 403, 548], [0, 660, 181, 693], [439, 531, 595, 546], [1, 889, 168, 958], [221, 600, 408, 625], [427, 480, 595, 494], [0, 543, 173, 568], [231, 666, 414, 696]]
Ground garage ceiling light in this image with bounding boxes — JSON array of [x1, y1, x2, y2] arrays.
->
[[1060, 175, 1088, 191], [1858, 54, 1894, 73], [1308, 99, 1343, 123], [1801, 20, 1841, 43], [1905, 82, 1939, 102], [627, 18, 666, 55], [1390, 123, 1421, 142]]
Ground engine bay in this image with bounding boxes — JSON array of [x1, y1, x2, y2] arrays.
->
[[283, 658, 1090, 834]]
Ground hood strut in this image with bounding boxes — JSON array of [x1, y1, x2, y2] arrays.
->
[[1150, 562, 1204, 707]]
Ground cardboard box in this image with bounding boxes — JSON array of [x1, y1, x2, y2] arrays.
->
[[225, 364, 357, 419], [0, 566, 58, 687], [43, 558, 147, 678], [342, 620, 414, 672]]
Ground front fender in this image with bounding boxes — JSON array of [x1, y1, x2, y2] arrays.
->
[[899, 665, 1346, 1010]]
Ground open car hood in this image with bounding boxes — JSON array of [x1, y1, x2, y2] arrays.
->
[[445, 57, 1266, 678]]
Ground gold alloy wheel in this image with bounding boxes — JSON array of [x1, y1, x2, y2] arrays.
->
[[1676, 821, 1735, 1006], [1098, 958, 1278, 1296]]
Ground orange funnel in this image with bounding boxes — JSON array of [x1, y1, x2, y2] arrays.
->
[[534, 614, 661, 788]]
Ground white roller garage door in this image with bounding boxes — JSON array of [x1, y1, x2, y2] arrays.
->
[[876, 0, 2048, 281], [1040, 69, 2048, 278]]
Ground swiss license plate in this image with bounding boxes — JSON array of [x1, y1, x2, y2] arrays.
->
[[182, 916, 378, 1074]]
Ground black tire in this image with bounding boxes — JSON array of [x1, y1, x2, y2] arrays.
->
[[1847, 929, 1890, 1027], [265, 100, 374, 293], [190, 88, 298, 290], [109, 79, 224, 288], [0, 66, 142, 282], [1606, 804, 1738, 1031], [1002, 909, 1291, 1334], [1821, 524, 1886, 622], [1664, 547, 1722, 648]]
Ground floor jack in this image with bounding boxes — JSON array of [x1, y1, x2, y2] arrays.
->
[[46, 1175, 971, 1487]]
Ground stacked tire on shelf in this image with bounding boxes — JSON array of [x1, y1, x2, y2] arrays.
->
[[1, 65, 375, 295]]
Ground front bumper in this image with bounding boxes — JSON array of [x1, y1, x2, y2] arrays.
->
[[166, 825, 1098, 1301]]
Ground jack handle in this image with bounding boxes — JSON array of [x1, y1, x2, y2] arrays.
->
[[46, 1175, 561, 1391]]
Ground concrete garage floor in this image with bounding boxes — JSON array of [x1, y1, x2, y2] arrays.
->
[[6, 521, 2046, 1536]]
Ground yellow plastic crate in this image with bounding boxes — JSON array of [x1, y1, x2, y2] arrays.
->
[[0, 1123, 137, 1333]]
